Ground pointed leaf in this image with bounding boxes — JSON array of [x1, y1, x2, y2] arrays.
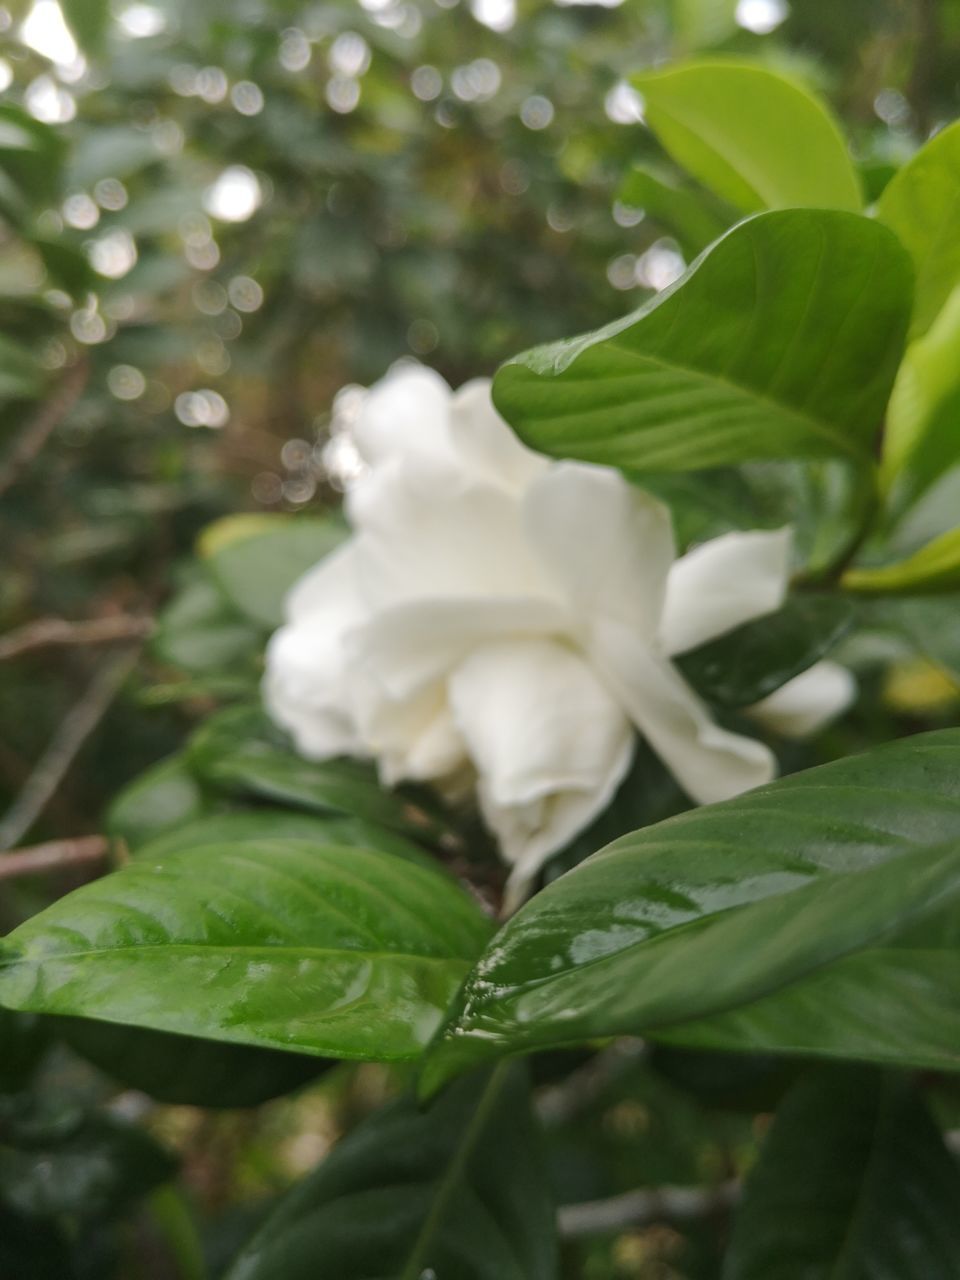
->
[[423, 731, 960, 1091], [725, 1070, 960, 1278], [227, 1066, 557, 1280], [492, 210, 911, 472], [0, 840, 492, 1063], [843, 527, 960, 595]]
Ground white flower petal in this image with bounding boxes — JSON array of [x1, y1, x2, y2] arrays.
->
[[348, 596, 570, 702], [447, 637, 634, 881], [747, 660, 857, 739], [524, 462, 675, 642], [449, 378, 548, 493], [350, 457, 558, 607], [660, 528, 792, 656], [351, 363, 454, 468], [593, 619, 775, 804], [263, 542, 369, 759]]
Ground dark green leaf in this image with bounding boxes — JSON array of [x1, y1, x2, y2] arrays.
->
[[227, 1065, 557, 1280], [55, 1018, 328, 1108], [187, 706, 452, 845], [0, 1111, 175, 1221], [0, 839, 492, 1062], [677, 595, 854, 708], [423, 731, 960, 1091], [492, 210, 910, 472], [201, 515, 346, 629], [632, 61, 861, 213], [725, 1070, 960, 1279], [878, 120, 960, 337]]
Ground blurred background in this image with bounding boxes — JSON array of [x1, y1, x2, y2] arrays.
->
[[2, 1, 960, 1276]]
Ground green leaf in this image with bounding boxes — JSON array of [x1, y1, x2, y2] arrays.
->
[[422, 731, 960, 1091], [187, 706, 452, 845], [882, 284, 960, 506], [632, 60, 861, 214], [878, 120, 960, 337], [55, 1019, 328, 1108], [135, 810, 439, 870], [226, 1065, 557, 1280], [61, 0, 111, 57], [724, 1070, 960, 1278], [0, 1110, 175, 1221], [492, 210, 911, 472], [843, 528, 960, 596], [618, 165, 730, 257], [0, 839, 492, 1063], [677, 594, 854, 708], [152, 569, 262, 675], [200, 515, 345, 629], [105, 753, 210, 849]]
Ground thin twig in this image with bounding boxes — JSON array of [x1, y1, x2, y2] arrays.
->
[[0, 645, 140, 850], [0, 835, 110, 880], [0, 614, 154, 662], [558, 1179, 740, 1238], [0, 360, 89, 499]]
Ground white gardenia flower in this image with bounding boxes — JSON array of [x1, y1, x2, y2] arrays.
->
[[264, 365, 854, 894]]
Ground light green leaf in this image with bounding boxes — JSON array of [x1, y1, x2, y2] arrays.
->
[[422, 731, 960, 1092], [878, 120, 960, 337], [725, 1070, 960, 1279], [226, 1066, 557, 1280], [843, 528, 960, 595], [200, 515, 345, 629], [0, 839, 491, 1063], [882, 284, 960, 505], [492, 210, 911, 471], [152, 569, 262, 675], [632, 60, 861, 213]]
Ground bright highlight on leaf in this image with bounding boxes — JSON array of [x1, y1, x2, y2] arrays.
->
[[422, 731, 960, 1093], [0, 840, 492, 1063]]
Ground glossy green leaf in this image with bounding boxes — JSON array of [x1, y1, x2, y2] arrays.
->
[[0, 1110, 176, 1221], [843, 528, 960, 596], [55, 1019, 328, 1108], [632, 61, 861, 213], [492, 210, 910, 472], [882, 284, 960, 505], [201, 515, 345, 629], [725, 1070, 960, 1278], [187, 706, 452, 844], [878, 120, 960, 336], [105, 753, 209, 849], [227, 1065, 557, 1280], [423, 732, 960, 1091], [0, 839, 491, 1062], [135, 810, 438, 869], [618, 165, 730, 257], [677, 595, 853, 708]]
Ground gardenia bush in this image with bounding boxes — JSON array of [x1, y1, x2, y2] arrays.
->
[[264, 364, 854, 896], [3, 53, 960, 1280]]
